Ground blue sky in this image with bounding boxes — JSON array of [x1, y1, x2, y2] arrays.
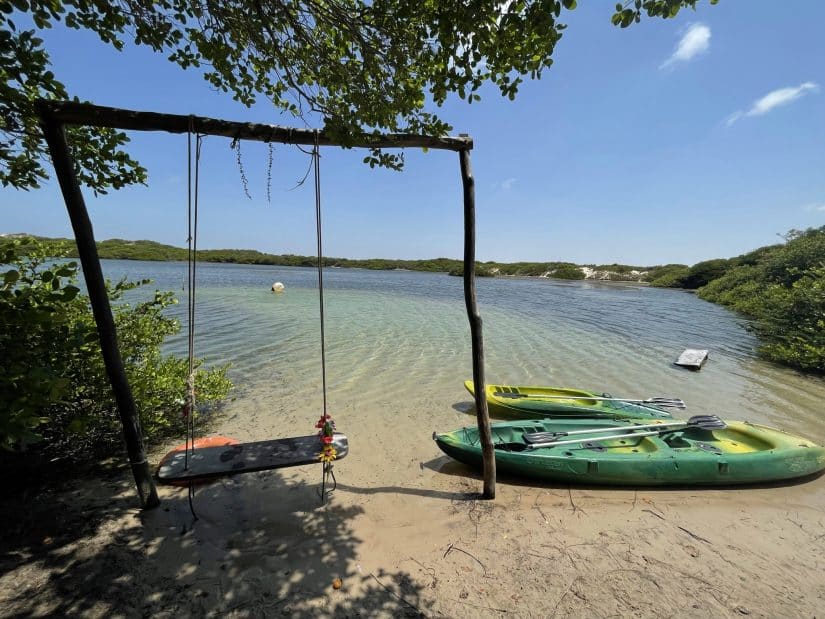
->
[[3, 2, 824, 266]]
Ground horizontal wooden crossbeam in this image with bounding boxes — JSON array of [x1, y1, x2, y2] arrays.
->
[[36, 100, 473, 151]]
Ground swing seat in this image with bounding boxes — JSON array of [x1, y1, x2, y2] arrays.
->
[[156, 432, 349, 483], [157, 436, 240, 486]]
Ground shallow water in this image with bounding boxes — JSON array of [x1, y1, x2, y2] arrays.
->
[[101, 259, 825, 443]]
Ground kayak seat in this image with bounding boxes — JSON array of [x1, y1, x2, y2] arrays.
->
[[602, 436, 660, 453], [494, 441, 528, 452], [664, 432, 692, 448], [711, 428, 775, 453]]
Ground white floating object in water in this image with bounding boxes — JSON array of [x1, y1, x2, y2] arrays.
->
[[675, 349, 708, 370], [271, 282, 285, 293]]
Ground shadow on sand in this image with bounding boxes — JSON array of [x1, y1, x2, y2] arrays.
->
[[0, 463, 433, 618]]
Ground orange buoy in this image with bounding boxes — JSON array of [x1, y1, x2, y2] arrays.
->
[[157, 436, 240, 486]]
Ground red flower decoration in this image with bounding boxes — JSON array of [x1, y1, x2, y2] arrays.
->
[[322, 435, 333, 444]]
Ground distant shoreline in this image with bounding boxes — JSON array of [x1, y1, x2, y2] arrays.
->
[[3, 233, 676, 283]]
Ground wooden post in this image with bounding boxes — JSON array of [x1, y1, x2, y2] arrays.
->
[[459, 148, 496, 499], [38, 115, 160, 510]]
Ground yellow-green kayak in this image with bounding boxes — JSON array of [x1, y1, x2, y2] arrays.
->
[[434, 417, 825, 486], [464, 380, 673, 420]]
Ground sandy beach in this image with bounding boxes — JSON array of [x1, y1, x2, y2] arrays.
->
[[3, 387, 824, 619]]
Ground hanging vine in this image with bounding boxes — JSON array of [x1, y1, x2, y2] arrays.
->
[[231, 136, 251, 199], [266, 142, 274, 204]]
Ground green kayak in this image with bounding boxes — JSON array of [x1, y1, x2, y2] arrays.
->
[[434, 417, 825, 486], [464, 380, 673, 420]]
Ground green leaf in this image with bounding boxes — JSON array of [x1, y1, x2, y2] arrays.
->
[[3, 269, 19, 285], [61, 285, 80, 301]]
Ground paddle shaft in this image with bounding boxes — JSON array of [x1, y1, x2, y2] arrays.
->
[[493, 392, 684, 408], [523, 415, 725, 445], [528, 420, 688, 439], [525, 415, 725, 449], [496, 392, 666, 404], [527, 428, 667, 449]]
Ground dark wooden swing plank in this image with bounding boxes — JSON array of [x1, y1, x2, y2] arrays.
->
[[157, 433, 349, 483]]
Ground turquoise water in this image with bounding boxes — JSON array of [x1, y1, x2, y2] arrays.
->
[[101, 260, 825, 442]]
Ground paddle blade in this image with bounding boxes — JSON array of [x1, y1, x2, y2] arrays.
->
[[646, 398, 687, 409], [686, 415, 726, 430]]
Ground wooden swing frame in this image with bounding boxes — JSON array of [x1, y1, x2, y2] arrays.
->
[[36, 99, 496, 508]]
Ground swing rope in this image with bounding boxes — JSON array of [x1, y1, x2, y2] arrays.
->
[[184, 117, 203, 519], [158, 125, 345, 504], [313, 132, 337, 500], [184, 119, 202, 457], [184, 117, 193, 466], [314, 133, 328, 418]]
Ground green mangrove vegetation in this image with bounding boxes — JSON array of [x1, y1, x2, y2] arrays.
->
[[694, 227, 825, 373], [647, 226, 825, 373], [0, 238, 232, 481], [16, 235, 684, 282]]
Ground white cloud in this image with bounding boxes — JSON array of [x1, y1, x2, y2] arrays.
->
[[727, 82, 819, 126], [746, 82, 818, 117], [660, 23, 711, 70], [500, 177, 517, 191], [802, 202, 825, 212]]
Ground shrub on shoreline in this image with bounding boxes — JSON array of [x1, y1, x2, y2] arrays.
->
[[0, 239, 232, 470], [698, 227, 825, 373]]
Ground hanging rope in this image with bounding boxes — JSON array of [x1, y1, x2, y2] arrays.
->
[[184, 117, 194, 468], [184, 117, 203, 520], [189, 134, 202, 434], [313, 131, 337, 502], [184, 119, 201, 460], [314, 132, 328, 418], [175, 127, 336, 508]]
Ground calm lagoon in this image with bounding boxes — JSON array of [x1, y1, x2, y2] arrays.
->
[[101, 259, 825, 442]]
